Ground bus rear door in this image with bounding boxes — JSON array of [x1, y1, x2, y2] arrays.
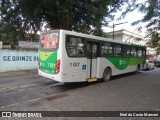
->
[[87, 42, 99, 82]]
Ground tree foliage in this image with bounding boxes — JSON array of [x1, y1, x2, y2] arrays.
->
[[0, 0, 125, 42], [121, 0, 160, 54]]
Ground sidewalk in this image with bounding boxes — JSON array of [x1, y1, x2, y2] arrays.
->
[[0, 69, 37, 77]]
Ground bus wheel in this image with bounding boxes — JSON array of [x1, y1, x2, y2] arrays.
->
[[135, 65, 140, 73], [103, 68, 112, 82]]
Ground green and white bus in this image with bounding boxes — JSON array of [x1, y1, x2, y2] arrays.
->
[[38, 29, 146, 82]]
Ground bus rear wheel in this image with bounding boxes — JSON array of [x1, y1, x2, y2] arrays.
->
[[103, 68, 112, 82], [135, 65, 140, 73]]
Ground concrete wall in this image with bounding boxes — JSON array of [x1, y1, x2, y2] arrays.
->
[[0, 50, 38, 72]]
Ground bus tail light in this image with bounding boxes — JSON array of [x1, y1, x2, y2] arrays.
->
[[55, 59, 60, 74]]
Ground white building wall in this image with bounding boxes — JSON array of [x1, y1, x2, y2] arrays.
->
[[123, 35, 133, 43], [0, 50, 38, 72], [107, 34, 123, 41], [106, 29, 147, 46], [114, 34, 123, 41]]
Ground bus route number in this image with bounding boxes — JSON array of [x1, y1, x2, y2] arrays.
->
[[70, 62, 80, 67]]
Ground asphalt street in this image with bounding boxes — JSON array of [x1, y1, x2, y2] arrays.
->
[[0, 68, 160, 120], [0, 70, 97, 107]]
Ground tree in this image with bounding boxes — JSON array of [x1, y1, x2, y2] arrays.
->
[[120, 0, 160, 54], [0, 0, 126, 43]]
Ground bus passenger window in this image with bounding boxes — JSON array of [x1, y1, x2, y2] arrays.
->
[[78, 48, 84, 56], [114, 44, 122, 57], [101, 42, 113, 56], [137, 48, 142, 57], [122, 45, 130, 57], [131, 47, 137, 57], [142, 48, 146, 58], [92, 44, 97, 58], [66, 36, 85, 57]]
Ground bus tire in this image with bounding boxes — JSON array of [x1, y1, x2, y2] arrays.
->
[[103, 67, 112, 82], [135, 65, 140, 73]]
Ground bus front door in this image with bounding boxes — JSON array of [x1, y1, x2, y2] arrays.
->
[[87, 42, 98, 80]]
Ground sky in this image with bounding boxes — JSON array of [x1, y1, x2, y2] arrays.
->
[[102, 4, 147, 37]]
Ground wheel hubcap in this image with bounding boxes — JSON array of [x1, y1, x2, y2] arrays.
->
[[105, 70, 110, 79]]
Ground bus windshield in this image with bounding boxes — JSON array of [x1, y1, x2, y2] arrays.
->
[[39, 33, 59, 51]]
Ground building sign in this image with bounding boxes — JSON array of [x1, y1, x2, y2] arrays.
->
[[3, 56, 38, 61], [0, 50, 38, 72], [18, 41, 39, 48]]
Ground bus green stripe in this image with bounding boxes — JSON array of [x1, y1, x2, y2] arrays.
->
[[106, 57, 144, 70]]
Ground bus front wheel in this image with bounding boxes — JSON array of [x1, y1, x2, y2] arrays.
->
[[103, 68, 112, 82]]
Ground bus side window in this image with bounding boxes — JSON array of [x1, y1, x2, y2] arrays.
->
[[137, 48, 142, 57], [114, 44, 122, 57], [122, 45, 130, 57], [77, 48, 84, 56], [131, 47, 137, 57], [66, 36, 85, 57], [142, 48, 146, 58], [101, 42, 113, 56]]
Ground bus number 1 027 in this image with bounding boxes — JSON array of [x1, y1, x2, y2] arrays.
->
[[48, 63, 55, 68], [70, 62, 80, 67]]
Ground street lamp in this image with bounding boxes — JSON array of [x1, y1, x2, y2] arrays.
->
[[112, 22, 128, 40]]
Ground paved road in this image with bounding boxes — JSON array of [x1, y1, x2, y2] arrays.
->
[[0, 71, 97, 107], [0, 68, 160, 120]]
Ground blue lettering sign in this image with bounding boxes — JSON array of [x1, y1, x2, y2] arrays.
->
[[22, 56, 25, 61], [3, 56, 7, 61], [34, 56, 38, 61], [8, 56, 11, 61], [2, 56, 38, 61]]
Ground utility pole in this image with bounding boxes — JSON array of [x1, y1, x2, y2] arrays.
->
[[112, 22, 128, 40]]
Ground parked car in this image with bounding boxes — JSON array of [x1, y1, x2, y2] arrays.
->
[[154, 60, 160, 67], [143, 60, 154, 70]]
